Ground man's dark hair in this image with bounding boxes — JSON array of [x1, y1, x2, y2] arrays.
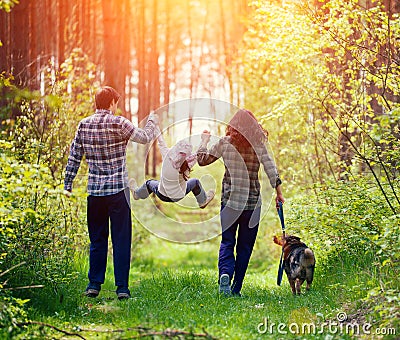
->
[[95, 86, 121, 109]]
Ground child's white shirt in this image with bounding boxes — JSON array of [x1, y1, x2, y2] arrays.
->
[[157, 134, 190, 200]]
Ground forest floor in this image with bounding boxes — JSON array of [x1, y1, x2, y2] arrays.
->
[[23, 235, 381, 340]]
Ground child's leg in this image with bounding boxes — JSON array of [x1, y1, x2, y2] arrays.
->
[[185, 178, 206, 204], [135, 179, 159, 199]]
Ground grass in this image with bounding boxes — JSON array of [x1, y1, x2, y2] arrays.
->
[[10, 184, 394, 339], [19, 234, 379, 340]]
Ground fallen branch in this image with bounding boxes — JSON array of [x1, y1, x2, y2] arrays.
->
[[0, 261, 26, 277], [1, 285, 44, 291], [79, 325, 217, 339], [133, 327, 217, 339], [16, 321, 86, 340]]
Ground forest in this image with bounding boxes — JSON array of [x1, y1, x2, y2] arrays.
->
[[0, 0, 399, 339]]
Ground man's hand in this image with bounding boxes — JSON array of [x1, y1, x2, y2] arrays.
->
[[148, 111, 159, 125]]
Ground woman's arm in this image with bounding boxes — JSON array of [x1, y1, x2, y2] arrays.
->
[[197, 130, 222, 166], [258, 144, 285, 206]]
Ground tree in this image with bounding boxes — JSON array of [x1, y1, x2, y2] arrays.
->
[[238, 0, 399, 211]]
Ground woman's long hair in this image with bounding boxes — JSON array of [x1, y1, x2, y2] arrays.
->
[[226, 109, 267, 151]]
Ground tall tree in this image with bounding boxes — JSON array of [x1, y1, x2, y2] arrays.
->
[[101, 0, 130, 118], [11, 0, 29, 87]]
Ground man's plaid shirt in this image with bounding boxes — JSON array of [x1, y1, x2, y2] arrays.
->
[[197, 136, 281, 210], [64, 109, 156, 196]]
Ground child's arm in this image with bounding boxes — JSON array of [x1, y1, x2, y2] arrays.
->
[[157, 130, 169, 159]]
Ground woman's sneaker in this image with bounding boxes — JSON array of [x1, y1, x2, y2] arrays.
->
[[219, 274, 231, 295]]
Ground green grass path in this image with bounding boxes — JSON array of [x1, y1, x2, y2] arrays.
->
[[27, 235, 360, 339]]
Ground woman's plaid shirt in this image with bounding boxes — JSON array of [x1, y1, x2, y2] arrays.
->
[[64, 109, 156, 196], [197, 136, 281, 210]]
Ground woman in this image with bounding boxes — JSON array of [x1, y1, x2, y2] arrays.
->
[[132, 129, 215, 209], [197, 109, 284, 296]]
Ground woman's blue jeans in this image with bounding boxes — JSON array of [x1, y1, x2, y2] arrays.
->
[[218, 205, 261, 294]]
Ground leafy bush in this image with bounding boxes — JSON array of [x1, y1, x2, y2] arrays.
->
[[0, 139, 84, 286], [0, 296, 28, 336], [0, 51, 95, 334], [287, 177, 399, 330]]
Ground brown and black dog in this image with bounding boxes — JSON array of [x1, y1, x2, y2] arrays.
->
[[273, 235, 315, 295]]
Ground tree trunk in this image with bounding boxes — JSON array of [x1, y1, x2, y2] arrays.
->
[[149, 0, 160, 177], [163, 0, 171, 106], [11, 0, 29, 87], [101, 0, 129, 118]]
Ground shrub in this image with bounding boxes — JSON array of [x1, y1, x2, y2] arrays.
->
[[288, 177, 399, 331]]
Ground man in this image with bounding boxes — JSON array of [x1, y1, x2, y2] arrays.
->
[[64, 86, 157, 300]]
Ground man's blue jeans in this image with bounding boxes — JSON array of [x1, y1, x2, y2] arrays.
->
[[87, 188, 131, 291], [218, 206, 261, 294], [136, 178, 207, 204]]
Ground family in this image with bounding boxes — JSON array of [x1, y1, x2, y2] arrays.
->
[[64, 86, 284, 300]]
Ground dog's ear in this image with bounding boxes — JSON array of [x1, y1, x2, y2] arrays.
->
[[285, 235, 301, 244], [273, 235, 283, 245]]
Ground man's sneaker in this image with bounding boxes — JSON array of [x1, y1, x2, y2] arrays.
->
[[84, 288, 99, 298], [199, 190, 215, 209], [219, 274, 231, 295], [116, 287, 131, 300]]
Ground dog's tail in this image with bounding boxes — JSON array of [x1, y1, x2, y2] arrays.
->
[[304, 248, 315, 264], [304, 248, 314, 260]]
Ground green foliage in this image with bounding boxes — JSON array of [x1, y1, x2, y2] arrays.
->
[[239, 1, 332, 191], [0, 50, 98, 335], [239, 1, 400, 201], [0, 0, 18, 12], [6, 49, 96, 185], [0, 139, 84, 288], [287, 177, 399, 331], [0, 296, 28, 336]]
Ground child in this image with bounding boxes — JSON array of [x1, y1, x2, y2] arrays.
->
[[132, 129, 214, 208]]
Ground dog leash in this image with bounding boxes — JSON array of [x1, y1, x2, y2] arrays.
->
[[277, 201, 285, 286]]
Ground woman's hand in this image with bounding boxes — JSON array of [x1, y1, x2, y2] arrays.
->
[[275, 185, 285, 208], [201, 130, 211, 144]]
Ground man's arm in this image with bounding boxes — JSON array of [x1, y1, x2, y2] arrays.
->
[[64, 126, 84, 193], [121, 113, 158, 144]]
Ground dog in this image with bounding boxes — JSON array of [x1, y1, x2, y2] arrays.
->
[[273, 235, 315, 295]]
